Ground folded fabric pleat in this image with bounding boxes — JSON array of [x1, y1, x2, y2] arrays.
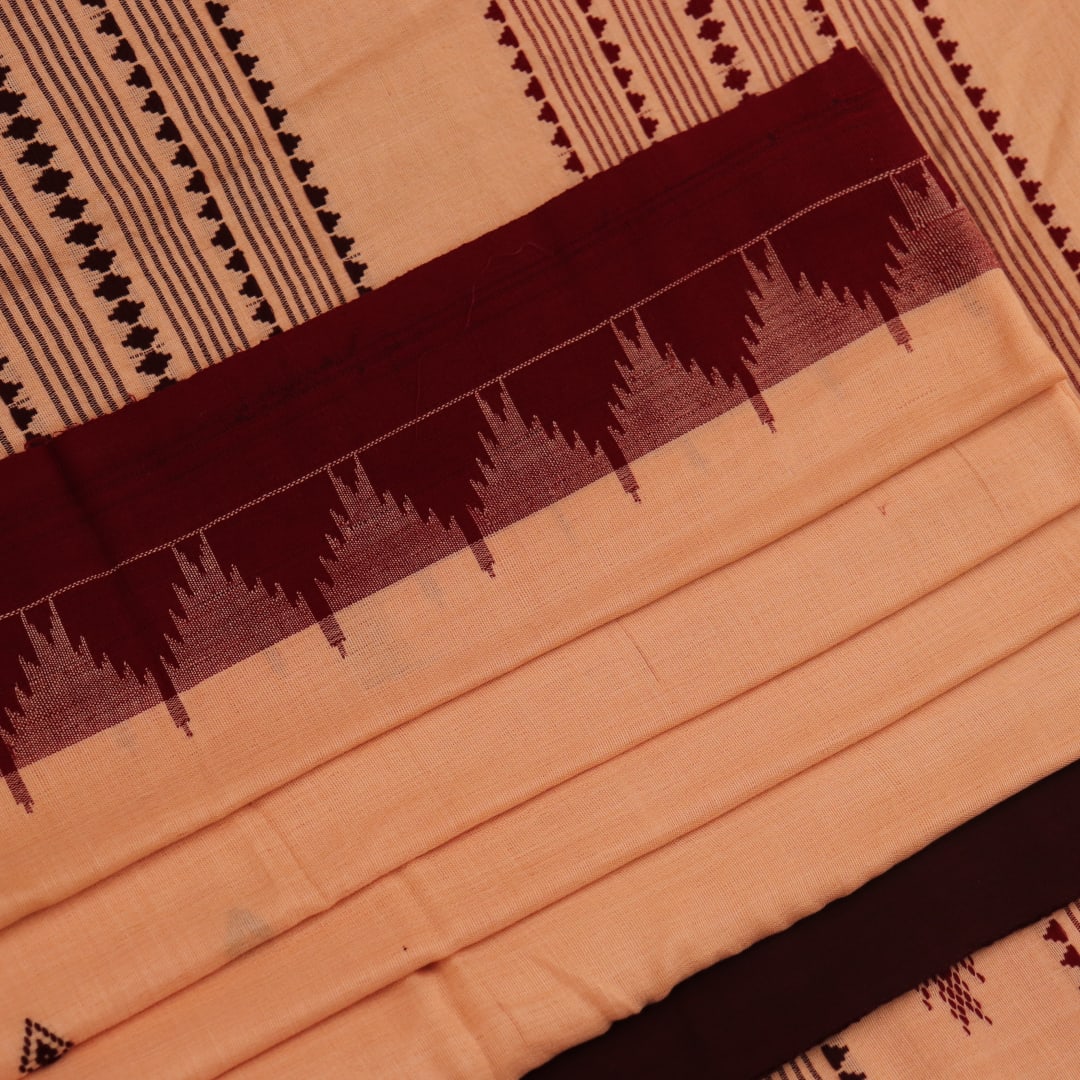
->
[[6, 377, 1080, 1076], [36, 384, 1080, 1079], [6, 51, 1029, 927], [209, 593, 1080, 1080], [3, 52, 1045, 935]]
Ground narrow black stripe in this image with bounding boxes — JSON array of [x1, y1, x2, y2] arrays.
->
[[512, 0, 613, 170], [2, 3, 220, 378], [0, 180, 104, 419], [553, 0, 641, 156], [647, 0, 722, 118], [0, 198, 83, 426], [622, 0, 698, 129], [67, 1, 252, 350], [744, 0, 800, 83], [630, 0, 705, 125], [725, 1, 780, 91], [606, 1, 684, 132]]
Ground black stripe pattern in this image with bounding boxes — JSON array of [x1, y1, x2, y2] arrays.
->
[[205, 1, 368, 292], [0, 61, 176, 388], [81, 0, 281, 333]]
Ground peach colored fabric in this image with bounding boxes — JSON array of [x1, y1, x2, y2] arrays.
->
[[222, 0, 577, 289], [2, 271, 1052, 931], [1, 18, 1076, 1073], [0, 6, 1077, 1078], [210, 0, 1080, 390], [6, 377, 1079, 1074], [203, 598, 1080, 1080]]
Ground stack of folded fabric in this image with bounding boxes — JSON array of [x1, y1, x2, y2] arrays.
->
[[0, 4, 1078, 1079]]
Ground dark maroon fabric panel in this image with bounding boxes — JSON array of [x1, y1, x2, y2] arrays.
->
[[0, 47, 915, 614], [528, 754, 1080, 1080]]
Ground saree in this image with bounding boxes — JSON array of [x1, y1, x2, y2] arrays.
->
[[1, 5, 1079, 1079]]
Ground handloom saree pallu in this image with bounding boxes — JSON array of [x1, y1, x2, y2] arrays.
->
[[768, 897, 1080, 1080], [1, 48, 1079, 1080], [0, 1, 1078, 453], [531, 751, 1080, 1080]]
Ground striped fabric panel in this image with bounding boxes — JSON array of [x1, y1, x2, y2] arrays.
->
[[743, 0, 1080, 389], [0, 0, 357, 452], [202, 3, 366, 291], [483, 0, 746, 177], [0, 0, 1076, 443], [103, 0, 352, 322], [485, 0, 1080, 387], [0, 53, 144, 443]]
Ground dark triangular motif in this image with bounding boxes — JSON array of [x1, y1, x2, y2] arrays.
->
[[821, 1042, 849, 1069], [344, 260, 367, 284], [1006, 154, 1027, 178], [937, 39, 958, 62], [113, 39, 136, 64], [19, 1018, 72, 1074], [1050, 224, 1071, 248], [1045, 917, 1070, 943], [10, 406, 36, 432]]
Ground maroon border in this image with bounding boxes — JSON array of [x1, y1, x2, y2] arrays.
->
[[528, 752, 1080, 1080], [0, 48, 915, 611]]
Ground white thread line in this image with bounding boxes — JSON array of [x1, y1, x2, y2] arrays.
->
[[2, 158, 926, 622]]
